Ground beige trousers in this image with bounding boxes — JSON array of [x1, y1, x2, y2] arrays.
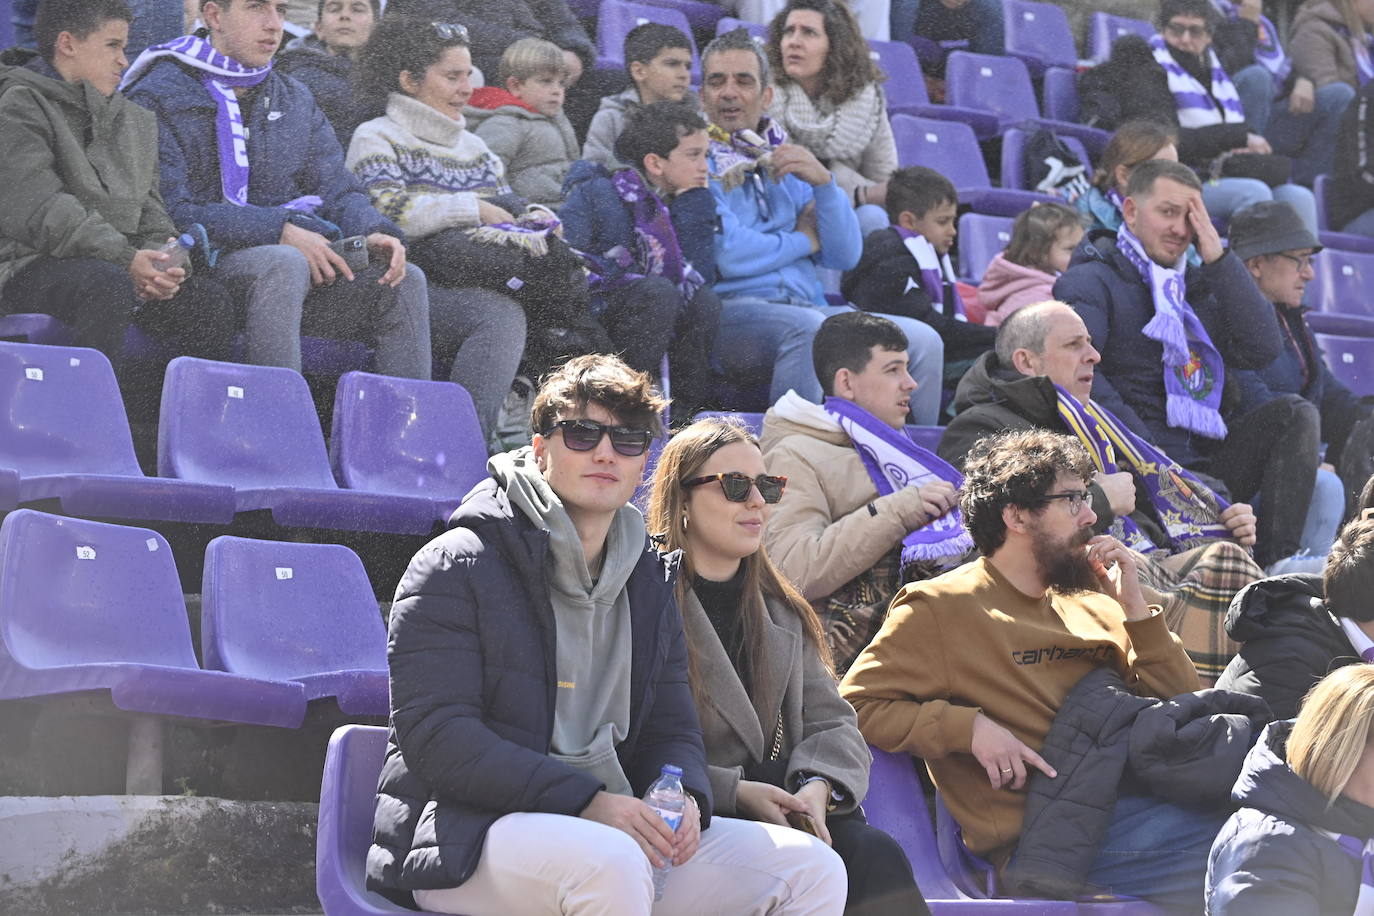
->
[[413, 812, 848, 916]]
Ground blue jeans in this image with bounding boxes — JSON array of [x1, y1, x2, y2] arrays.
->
[[714, 297, 945, 423], [1202, 178, 1318, 235], [1300, 466, 1345, 556], [1231, 64, 1275, 135], [1084, 794, 1230, 913], [1267, 81, 1357, 187]]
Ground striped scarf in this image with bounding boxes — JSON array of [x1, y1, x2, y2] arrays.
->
[[707, 118, 789, 191], [1149, 34, 1246, 128], [582, 169, 705, 299], [1315, 829, 1374, 916], [892, 228, 966, 320]]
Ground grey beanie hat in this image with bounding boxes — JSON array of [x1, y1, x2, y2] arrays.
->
[[1228, 200, 1323, 262]]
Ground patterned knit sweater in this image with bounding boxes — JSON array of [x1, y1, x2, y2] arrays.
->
[[346, 92, 512, 240]]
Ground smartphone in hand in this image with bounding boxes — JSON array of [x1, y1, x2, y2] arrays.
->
[[329, 235, 369, 273]]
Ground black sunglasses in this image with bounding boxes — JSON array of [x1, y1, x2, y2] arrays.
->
[[542, 419, 653, 457], [682, 472, 787, 503], [431, 21, 469, 41]]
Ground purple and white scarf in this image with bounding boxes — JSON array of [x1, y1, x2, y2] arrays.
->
[[893, 227, 966, 321], [122, 36, 286, 209], [1337, 24, 1374, 86], [823, 396, 974, 565], [1149, 34, 1246, 128], [600, 168, 705, 298], [1116, 222, 1228, 439], [1054, 384, 1234, 554], [1338, 616, 1374, 662], [1315, 829, 1374, 916], [1210, 0, 1291, 85], [707, 118, 789, 191]]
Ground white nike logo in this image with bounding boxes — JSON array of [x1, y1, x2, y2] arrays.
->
[[903, 275, 920, 294]]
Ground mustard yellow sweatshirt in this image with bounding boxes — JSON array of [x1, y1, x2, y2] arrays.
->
[[839, 557, 1200, 859]]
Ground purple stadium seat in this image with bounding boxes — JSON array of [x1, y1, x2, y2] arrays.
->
[[596, 1, 700, 81], [945, 52, 1110, 157], [958, 213, 1015, 282], [329, 372, 489, 523], [867, 38, 1000, 135], [1088, 12, 1154, 64], [1317, 334, 1374, 396], [1308, 248, 1374, 319], [1000, 127, 1092, 192], [864, 746, 1076, 912], [692, 410, 766, 436], [158, 357, 440, 535], [891, 115, 1058, 217], [907, 425, 944, 451], [202, 536, 389, 717], [0, 342, 236, 523], [317, 725, 443, 916], [715, 16, 767, 39], [640, 0, 725, 35], [0, 2, 13, 51], [0, 313, 74, 345], [0, 468, 16, 511], [1314, 175, 1374, 254], [1002, 0, 1078, 76], [1041, 67, 1080, 124], [0, 509, 307, 787]]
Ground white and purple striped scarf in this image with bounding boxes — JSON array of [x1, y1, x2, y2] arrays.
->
[[1210, 0, 1291, 86], [1339, 617, 1374, 662], [1116, 222, 1229, 439], [1336, 24, 1374, 86], [1149, 34, 1246, 128], [893, 227, 966, 321], [823, 396, 974, 565], [122, 36, 318, 213], [1315, 828, 1374, 916]]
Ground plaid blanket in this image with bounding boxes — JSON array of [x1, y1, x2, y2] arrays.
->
[[1137, 540, 1263, 683]]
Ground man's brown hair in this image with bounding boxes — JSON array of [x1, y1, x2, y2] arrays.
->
[[959, 429, 1096, 555], [1325, 517, 1374, 622], [530, 354, 668, 440]]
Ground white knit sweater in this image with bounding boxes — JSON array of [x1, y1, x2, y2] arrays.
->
[[346, 92, 512, 239]]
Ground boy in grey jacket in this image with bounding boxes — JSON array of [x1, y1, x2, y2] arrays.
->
[[467, 38, 579, 207], [582, 23, 698, 170]]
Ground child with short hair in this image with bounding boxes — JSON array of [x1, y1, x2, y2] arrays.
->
[[842, 165, 996, 384], [582, 22, 697, 168], [467, 37, 579, 206], [978, 203, 1086, 327], [561, 100, 722, 418]]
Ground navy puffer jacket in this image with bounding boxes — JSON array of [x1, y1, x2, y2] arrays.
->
[[367, 477, 710, 904], [1208, 720, 1374, 915]]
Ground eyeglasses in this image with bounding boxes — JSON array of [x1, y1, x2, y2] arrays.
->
[[1164, 21, 1210, 39], [682, 472, 788, 503], [431, 21, 469, 42], [541, 419, 653, 457], [1274, 252, 1318, 272], [1042, 489, 1093, 516]]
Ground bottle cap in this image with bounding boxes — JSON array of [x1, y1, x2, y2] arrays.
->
[[177, 233, 196, 249], [661, 764, 682, 776]]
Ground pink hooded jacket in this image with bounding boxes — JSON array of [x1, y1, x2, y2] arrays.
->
[[977, 253, 1058, 327]]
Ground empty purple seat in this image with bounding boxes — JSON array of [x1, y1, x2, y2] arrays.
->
[[864, 745, 1076, 912], [945, 52, 1110, 157], [158, 357, 440, 535], [1317, 334, 1374, 396], [0, 468, 15, 511], [1308, 248, 1374, 319], [906, 425, 944, 451], [958, 213, 1015, 282], [891, 115, 1057, 217], [318, 725, 443, 916], [1041, 67, 1080, 124], [597, 1, 700, 81], [715, 16, 767, 39], [1000, 127, 1092, 193], [330, 372, 489, 523], [0, 312, 75, 345], [1003, 0, 1077, 76], [692, 410, 766, 437], [0, 342, 236, 523], [1089, 12, 1154, 63], [202, 536, 388, 716], [1314, 175, 1374, 254], [0, 509, 307, 725], [867, 38, 999, 135], [640, 0, 725, 34]]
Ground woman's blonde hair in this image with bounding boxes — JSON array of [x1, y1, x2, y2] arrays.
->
[[1092, 120, 1179, 192], [1289, 664, 1374, 805], [646, 418, 831, 709]]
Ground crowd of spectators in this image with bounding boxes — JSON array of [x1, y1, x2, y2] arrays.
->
[[7, 0, 1374, 912]]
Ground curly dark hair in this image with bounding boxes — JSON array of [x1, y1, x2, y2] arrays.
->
[[959, 429, 1097, 556], [766, 0, 883, 106]]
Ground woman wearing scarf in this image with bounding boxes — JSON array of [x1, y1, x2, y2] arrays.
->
[[1209, 663, 1374, 914], [766, 0, 896, 237], [345, 15, 539, 443], [646, 417, 930, 916]]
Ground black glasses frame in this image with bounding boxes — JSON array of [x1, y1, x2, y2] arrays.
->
[[682, 472, 788, 504], [541, 419, 653, 457], [1273, 251, 1318, 272], [1041, 489, 1093, 516]]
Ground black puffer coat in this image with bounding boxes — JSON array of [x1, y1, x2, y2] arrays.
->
[[1215, 574, 1361, 720], [1005, 666, 1271, 899], [367, 477, 711, 905]]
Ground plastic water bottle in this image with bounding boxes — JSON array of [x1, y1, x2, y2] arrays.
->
[[644, 764, 686, 901], [155, 234, 195, 272]]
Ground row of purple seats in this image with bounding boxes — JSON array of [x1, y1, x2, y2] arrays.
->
[[893, 115, 1057, 218], [1088, 12, 1154, 64], [596, 0, 701, 81]]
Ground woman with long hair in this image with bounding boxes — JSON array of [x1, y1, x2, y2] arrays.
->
[[1209, 663, 1374, 912], [647, 418, 929, 916], [766, 0, 895, 231]]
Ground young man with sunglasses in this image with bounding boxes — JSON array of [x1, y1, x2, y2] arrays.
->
[[759, 311, 963, 673], [370, 353, 847, 915], [842, 428, 1233, 911]]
